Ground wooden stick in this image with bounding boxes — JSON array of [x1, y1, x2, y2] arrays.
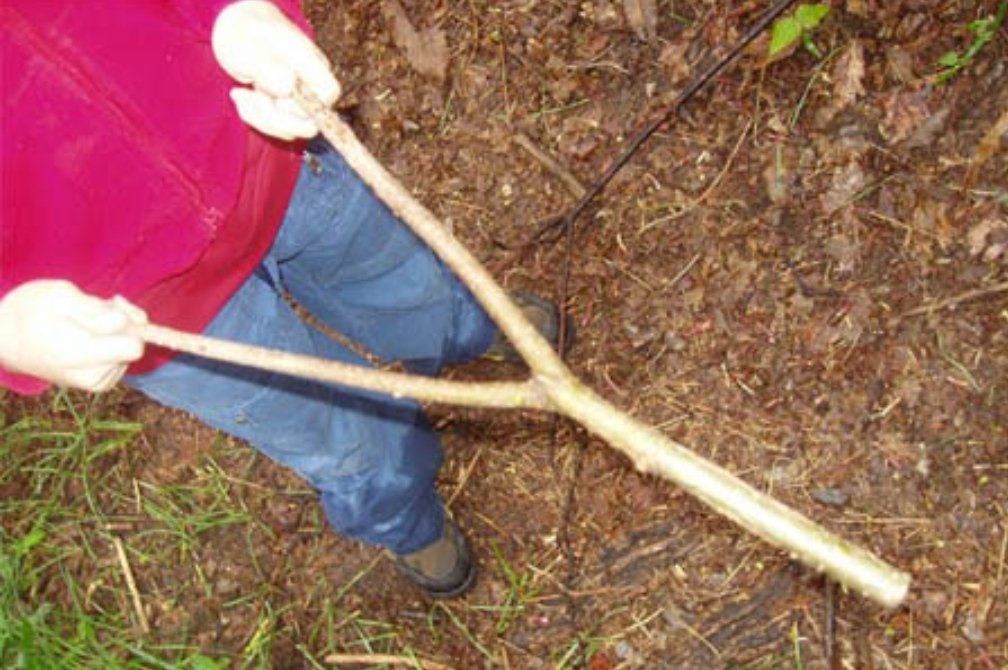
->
[[137, 85, 910, 608], [111, 535, 150, 634], [898, 280, 1008, 318], [293, 86, 911, 608], [512, 132, 587, 198], [324, 652, 454, 670], [138, 322, 552, 412]]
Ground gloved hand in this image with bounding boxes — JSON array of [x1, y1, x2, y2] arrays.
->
[[212, 0, 341, 140], [0, 280, 148, 392]]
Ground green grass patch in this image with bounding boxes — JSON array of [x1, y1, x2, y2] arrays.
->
[[0, 392, 227, 669]]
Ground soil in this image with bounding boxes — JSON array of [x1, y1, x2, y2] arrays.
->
[[7, 1, 1008, 668]]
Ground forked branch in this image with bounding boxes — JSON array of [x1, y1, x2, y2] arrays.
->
[[135, 86, 911, 609]]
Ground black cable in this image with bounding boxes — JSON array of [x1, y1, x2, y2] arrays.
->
[[537, 0, 799, 246]]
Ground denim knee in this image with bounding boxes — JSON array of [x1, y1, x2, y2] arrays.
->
[[126, 268, 448, 554]]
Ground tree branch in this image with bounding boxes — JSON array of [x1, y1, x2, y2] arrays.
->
[[139, 323, 553, 411], [138, 86, 911, 609]]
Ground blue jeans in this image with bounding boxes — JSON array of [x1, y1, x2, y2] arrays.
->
[[127, 140, 496, 554]]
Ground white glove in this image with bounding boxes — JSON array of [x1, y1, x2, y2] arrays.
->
[[212, 0, 341, 140], [0, 280, 148, 392]]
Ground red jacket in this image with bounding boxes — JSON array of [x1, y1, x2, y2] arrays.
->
[[1, 0, 308, 394]]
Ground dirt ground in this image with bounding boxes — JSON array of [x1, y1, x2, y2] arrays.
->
[[7, 1, 1008, 668]]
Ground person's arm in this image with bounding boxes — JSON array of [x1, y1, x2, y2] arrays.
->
[[211, 0, 340, 140], [0, 280, 148, 392]]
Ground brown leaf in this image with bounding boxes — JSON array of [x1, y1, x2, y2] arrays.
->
[[973, 107, 1008, 167], [846, 0, 869, 17], [383, 0, 449, 80], [593, 0, 621, 26], [904, 106, 950, 149], [885, 46, 917, 85], [831, 41, 866, 109], [966, 217, 1008, 262], [623, 0, 657, 41], [880, 89, 930, 144], [825, 234, 861, 274], [821, 161, 867, 214], [763, 159, 789, 206], [912, 198, 952, 248]]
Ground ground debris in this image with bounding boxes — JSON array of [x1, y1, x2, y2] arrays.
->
[[4, 2, 1007, 668], [382, 0, 449, 80]]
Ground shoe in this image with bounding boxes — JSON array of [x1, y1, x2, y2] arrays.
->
[[393, 518, 476, 599], [482, 291, 575, 363]]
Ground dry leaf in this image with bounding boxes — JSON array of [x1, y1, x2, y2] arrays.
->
[[593, 0, 620, 26], [973, 107, 1008, 167], [763, 161, 789, 205], [846, 0, 869, 17], [885, 46, 917, 84], [810, 290, 873, 353], [831, 41, 866, 109], [895, 375, 923, 408], [912, 198, 952, 248], [880, 89, 930, 144], [966, 217, 1008, 261], [658, 42, 690, 80], [383, 0, 449, 80], [623, 0, 657, 41], [904, 106, 950, 149], [825, 235, 861, 274], [762, 146, 792, 206], [822, 161, 866, 214]]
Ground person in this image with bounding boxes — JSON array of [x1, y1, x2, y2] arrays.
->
[[0, 0, 564, 598]]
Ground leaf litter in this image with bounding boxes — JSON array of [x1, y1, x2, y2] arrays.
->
[[5, 1, 1008, 667]]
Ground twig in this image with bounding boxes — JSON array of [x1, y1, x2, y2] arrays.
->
[[682, 619, 722, 659], [111, 535, 150, 634], [862, 208, 943, 243], [139, 323, 553, 412], [446, 445, 484, 508], [669, 252, 702, 288], [825, 579, 839, 670], [661, 120, 752, 224], [512, 132, 587, 198], [324, 652, 454, 670], [995, 506, 1007, 602], [899, 280, 1008, 318]]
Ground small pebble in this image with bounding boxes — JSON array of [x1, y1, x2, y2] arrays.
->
[[811, 487, 850, 507], [961, 614, 984, 643], [615, 641, 635, 660], [664, 332, 687, 351]]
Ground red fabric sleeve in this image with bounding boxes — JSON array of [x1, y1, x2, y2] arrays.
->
[[0, 370, 49, 396], [172, 0, 313, 36], [0, 0, 313, 397]]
